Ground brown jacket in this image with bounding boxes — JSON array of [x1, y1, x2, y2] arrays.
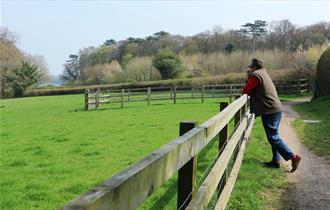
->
[[249, 69, 282, 116]]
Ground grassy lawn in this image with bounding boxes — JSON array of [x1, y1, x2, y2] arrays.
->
[[292, 96, 330, 161], [0, 94, 288, 210]]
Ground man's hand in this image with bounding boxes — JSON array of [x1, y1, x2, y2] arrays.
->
[[246, 69, 252, 82]]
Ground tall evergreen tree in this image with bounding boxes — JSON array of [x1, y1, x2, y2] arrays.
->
[[238, 20, 267, 55]]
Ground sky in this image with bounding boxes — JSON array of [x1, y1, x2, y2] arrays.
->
[[1, 0, 329, 76]]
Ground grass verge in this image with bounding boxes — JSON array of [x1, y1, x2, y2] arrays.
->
[[292, 96, 330, 161]]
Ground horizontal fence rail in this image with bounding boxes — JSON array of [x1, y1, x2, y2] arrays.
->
[[61, 94, 255, 210], [84, 79, 309, 110]]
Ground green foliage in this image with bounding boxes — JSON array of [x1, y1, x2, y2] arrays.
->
[[103, 39, 116, 47], [6, 61, 39, 97], [239, 20, 267, 37], [61, 21, 329, 86], [152, 48, 182, 79], [225, 43, 235, 54], [315, 46, 330, 97]]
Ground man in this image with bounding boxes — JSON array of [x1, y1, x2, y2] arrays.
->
[[242, 58, 301, 172]]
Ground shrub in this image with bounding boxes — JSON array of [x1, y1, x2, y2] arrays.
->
[[315, 46, 330, 97], [152, 48, 182, 79]]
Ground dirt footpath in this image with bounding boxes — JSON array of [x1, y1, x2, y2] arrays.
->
[[279, 100, 330, 210]]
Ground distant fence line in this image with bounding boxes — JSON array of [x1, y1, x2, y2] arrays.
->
[[61, 95, 255, 210], [84, 79, 309, 110]]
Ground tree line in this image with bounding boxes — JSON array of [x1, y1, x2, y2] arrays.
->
[[0, 28, 49, 98], [60, 19, 329, 86]]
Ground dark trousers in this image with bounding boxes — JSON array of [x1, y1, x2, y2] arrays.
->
[[261, 112, 294, 161]]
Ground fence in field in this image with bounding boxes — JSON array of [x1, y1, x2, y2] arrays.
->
[[274, 78, 309, 93], [84, 79, 309, 110], [84, 84, 243, 111], [61, 94, 255, 210]]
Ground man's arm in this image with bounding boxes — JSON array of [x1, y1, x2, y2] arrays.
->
[[242, 76, 260, 94]]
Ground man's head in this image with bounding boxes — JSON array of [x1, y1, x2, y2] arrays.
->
[[248, 58, 264, 73]]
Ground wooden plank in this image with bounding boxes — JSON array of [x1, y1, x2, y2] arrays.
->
[[215, 140, 247, 210], [177, 122, 198, 210], [60, 95, 248, 210], [185, 116, 249, 210], [214, 114, 255, 210], [201, 95, 247, 142]]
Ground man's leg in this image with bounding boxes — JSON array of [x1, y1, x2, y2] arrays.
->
[[271, 145, 281, 162], [261, 112, 301, 172], [261, 112, 294, 161]]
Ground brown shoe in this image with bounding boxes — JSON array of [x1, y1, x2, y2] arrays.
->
[[291, 155, 301, 173]]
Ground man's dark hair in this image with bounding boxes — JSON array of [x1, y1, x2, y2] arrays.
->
[[249, 58, 264, 69]]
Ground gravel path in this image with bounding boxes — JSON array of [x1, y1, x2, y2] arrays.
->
[[279, 100, 330, 210]]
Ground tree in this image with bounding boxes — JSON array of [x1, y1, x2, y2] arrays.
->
[[238, 20, 267, 55], [103, 39, 116, 47], [153, 31, 170, 40], [0, 27, 24, 98], [60, 54, 80, 82], [6, 61, 39, 97], [152, 48, 182, 79], [225, 43, 235, 54]]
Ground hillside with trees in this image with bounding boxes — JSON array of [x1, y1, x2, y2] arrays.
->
[[60, 20, 329, 86]]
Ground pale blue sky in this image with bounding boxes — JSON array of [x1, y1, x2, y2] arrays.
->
[[1, 0, 329, 76]]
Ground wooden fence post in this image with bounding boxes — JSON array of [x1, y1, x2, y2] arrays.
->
[[84, 89, 89, 111], [170, 87, 173, 99], [218, 102, 229, 197], [147, 87, 151, 105], [121, 89, 124, 108], [95, 89, 100, 110], [173, 86, 177, 104], [298, 79, 301, 93], [213, 86, 215, 98], [229, 84, 233, 103], [234, 95, 241, 127], [201, 85, 205, 103], [127, 89, 130, 101], [177, 121, 198, 210]]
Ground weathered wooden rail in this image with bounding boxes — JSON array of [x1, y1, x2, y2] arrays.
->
[[61, 94, 255, 210], [84, 79, 309, 110]]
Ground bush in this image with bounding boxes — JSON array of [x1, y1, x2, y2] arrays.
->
[[152, 48, 182, 79], [6, 61, 39, 97], [315, 46, 330, 97]]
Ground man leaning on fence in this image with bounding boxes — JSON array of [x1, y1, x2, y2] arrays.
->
[[242, 58, 301, 172]]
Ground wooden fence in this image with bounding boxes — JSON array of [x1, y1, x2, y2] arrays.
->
[[61, 94, 255, 210], [84, 84, 243, 111], [84, 79, 309, 110]]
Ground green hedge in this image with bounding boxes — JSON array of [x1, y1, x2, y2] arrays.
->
[[25, 69, 302, 97]]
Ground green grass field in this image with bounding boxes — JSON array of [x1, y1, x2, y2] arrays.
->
[[292, 96, 330, 161], [1, 94, 287, 210]]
